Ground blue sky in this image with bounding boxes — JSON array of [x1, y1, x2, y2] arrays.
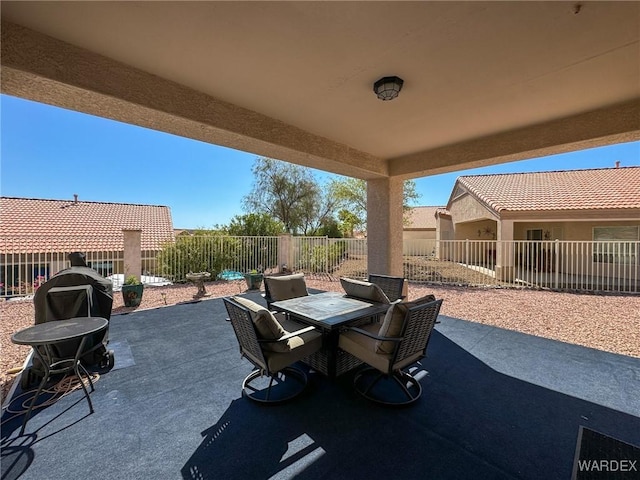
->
[[2, 94, 639, 228]]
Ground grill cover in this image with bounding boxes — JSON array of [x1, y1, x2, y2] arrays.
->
[[34, 254, 113, 324], [31, 253, 114, 363]]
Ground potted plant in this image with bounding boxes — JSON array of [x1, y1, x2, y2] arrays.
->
[[243, 269, 264, 290], [122, 275, 144, 307]]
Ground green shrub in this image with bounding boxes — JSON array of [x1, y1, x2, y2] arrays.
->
[[124, 275, 140, 285]]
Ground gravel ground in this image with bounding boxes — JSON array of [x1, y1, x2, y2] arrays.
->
[[2, 277, 639, 402]]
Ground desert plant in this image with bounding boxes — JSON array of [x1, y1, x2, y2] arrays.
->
[[122, 274, 144, 307], [155, 234, 237, 282], [124, 275, 141, 285]]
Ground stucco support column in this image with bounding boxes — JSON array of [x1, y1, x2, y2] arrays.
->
[[278, 233, 292, 273], [366, 177, 404, 277], [496, 220, 514, 282], [123, 229, 142, 282]]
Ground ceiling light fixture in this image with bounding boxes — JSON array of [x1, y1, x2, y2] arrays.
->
[[373, 76, 404, 101]]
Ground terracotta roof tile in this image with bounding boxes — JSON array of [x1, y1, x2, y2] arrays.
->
[[0, 197, 174, 253], [456, 167, 640, 213], [405, 206, 444, 229]]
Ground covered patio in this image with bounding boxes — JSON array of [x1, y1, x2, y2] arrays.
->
[[1, 1, 639, 278], [1, 4, 639, 477], [2, 291, 639, 479]]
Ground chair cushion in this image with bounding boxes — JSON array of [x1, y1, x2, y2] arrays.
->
[[340, 277, 390, 304], [339, 323, 392, 373], [264, 317, 323, 372], [231, 296, 289, 352], [265, 273, 308, 301], [376, 294, 436, 354], [230, 295, 266, 319]]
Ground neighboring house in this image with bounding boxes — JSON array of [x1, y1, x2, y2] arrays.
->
[[403, 206, 445, 255], [174, 229, 197, 236], [0, 196, 174, 294], [436, 166, 640, 281]]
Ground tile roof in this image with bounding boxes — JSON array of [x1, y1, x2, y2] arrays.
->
[[455, 166, 640, 213], [435, 207, 450, 217], [0, 197, 174, 253], [405, 206, 444, 229]]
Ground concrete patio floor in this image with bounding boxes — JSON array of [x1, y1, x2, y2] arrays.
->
[[2, 291, 639, 480]]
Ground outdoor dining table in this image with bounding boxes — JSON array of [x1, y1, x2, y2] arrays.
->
[[271, 291, 389, 378]]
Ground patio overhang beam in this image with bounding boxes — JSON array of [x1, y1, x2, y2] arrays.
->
[[388, 99, 640, 179], [0, 20, 387, 181]]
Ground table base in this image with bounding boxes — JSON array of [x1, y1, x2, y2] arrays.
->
[[20, 339, 95, 435], [303, 347, 362, 377]]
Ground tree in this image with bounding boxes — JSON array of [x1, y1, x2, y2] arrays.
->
[[329, 177, 421, 234], [314, 217, 343, 238], [329, 178, 367, 235], [224, 213, 285, 236], [297, 186, 340, 236], [401, 180, 421, 221], [243, 157, 337, 235], [337, 209, 360, 238]]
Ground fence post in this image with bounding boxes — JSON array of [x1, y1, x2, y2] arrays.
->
[[554, 239, 560, 289], [324, 236, 329, 275], [496, 220, 515, 282], [278, 234, 292, 273], [465, 239, 469, 266], [123, 229, 142, 282]]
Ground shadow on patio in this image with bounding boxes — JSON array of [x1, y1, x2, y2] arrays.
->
[[2, 292, 639, 480]]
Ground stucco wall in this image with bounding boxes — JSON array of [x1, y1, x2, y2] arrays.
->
[[403, 238, 437, 256], [448, 194, 496, 224], [403, 230, 436, 240], [455, 220, 497, 241], [437, 217, 454, 241]]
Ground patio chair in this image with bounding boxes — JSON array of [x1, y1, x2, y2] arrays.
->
[[339, 277, 391, 304], [338, 295, 442, 406], [223, 296, 322, 403], [263, 273, 309, 310], [368, 274, 406, 302], [340, 277, 394, 326]]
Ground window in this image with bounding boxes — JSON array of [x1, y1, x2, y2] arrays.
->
[[593, 226, 638, 264], [526, 229, 542, 241], [32, 264, 49, 289], [1, 265, 20, 295], [87, 261, 114, 276], [0, 264, 49, 295]]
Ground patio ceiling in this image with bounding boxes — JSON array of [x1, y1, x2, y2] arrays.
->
[[1, 1, 639, 180]]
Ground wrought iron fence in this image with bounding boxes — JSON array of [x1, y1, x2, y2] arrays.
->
[[512, 240, 639, 293], [154, 235, 280, 282], [292, 237, 367, 278], [406, 239, 499, 286], [0, 236, 127, 296], [1, 235, 637, 297]]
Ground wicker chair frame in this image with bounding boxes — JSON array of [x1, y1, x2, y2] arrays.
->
[[223, 297, 315, 403], [368, 274, 405, 302], [346, 298, 443, 406]]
